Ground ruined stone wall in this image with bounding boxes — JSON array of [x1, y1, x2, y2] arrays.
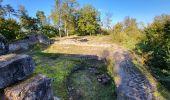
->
[[9, 34, 52, 52], [0, 34, 56, 100], [0, 54, 54, 100]]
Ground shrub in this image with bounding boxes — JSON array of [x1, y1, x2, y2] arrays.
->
[[0, 18, 24, 41]]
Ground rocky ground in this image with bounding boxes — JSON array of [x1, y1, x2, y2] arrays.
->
[[113, 49, 156, 99]]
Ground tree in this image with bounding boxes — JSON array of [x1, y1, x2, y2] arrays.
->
[[36, 11, 46, 26], [123, 16, 141, 36], [4, 4, 16, 18], [40, 24, 58, 38], [51, 0, 62, 37], [112, 22, 124, 42], [77, 5, 101, 36], [62, 0, 79, 36], [0, 18, 22, 41], [18, 5, 38, 33], [138, 14, 170, 69], [104, 12, 112, 30], [51, 0, 79, 37], [0, 1, 16, 18], [113, 22, 123, 34]]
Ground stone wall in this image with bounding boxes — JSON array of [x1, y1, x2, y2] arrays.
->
[[0, 54, 54, 100], [9, 34, 52, 52]]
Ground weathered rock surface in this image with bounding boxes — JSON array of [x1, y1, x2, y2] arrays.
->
[[9, 34, 51, 52], [0, 54, 35, 89], [4, 74, 53, 100], [113, 49, 155, 100], [0, 35, 9, 55]]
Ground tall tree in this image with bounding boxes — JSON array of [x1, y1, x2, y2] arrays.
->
[[104, 12, 112, 30], [18, 5, 38, 33], [77, 5, 101, 36], [123, 16, 141, 37], [51, 0, 62, 37], [0, 1, 16, 18], [62, 0, 79, 36], [139, 14, 170, 70], [5, 4, 16, 18], [36, 11, 46, 26]]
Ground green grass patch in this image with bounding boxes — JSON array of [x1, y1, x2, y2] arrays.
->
[[20, 44, 116, 99], [68, 69, 116, 100]]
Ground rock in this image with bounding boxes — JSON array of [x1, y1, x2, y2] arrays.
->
[[0, 35, 9, 55], [54, 96, 60, 100], [4, 74, 53, 100], [0, 54, 35, 89], [9, 34, 51, 52], [97, 74, 111, 84], [36, 34, 51, 45]]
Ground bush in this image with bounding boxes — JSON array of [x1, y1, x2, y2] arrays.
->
[[112, 17, 144, 49], [137, 15, 170, 70], [0, 18, 24, 41], [40, 25, 58, 38]]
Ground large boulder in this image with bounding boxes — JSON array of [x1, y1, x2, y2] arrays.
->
[[9, 34, 51, 52], [4, 74, 53, 100], [0, 54, 35, 89], [0, 35, 9, 55]]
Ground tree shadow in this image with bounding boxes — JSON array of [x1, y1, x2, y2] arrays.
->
[[15, 44, 117, 99]]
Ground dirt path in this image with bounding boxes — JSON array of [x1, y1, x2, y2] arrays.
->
[[113, 48, 156, 99]]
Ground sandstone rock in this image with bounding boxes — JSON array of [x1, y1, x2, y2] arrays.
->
[[4, 74, 53, 100], [0, 54, 35, 89], [0, 35, 9, 55]]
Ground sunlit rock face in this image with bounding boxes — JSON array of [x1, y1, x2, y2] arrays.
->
[[0, 54, 35, 89], [0, 35, 9, 55], [9, 34, 51, 52], [4, 74, 53, 100]]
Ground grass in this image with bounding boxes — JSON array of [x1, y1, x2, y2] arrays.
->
[[15, 34, 170, 99], [19, 43, 116, 99], [132, 56, 170, 100], [68, 70, 116, 100]]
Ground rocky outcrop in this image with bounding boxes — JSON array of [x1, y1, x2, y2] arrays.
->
[[4, 74, 53, 100], [9, 34, 51, 52], [0, 35, 9, 55], [0, 54, 35, 89]]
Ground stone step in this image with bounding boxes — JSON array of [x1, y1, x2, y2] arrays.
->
[[0, 54, 35, 89], [4, 74, 53, 100]]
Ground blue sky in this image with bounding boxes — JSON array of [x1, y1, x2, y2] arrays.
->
[[2, 0, 170, 25]]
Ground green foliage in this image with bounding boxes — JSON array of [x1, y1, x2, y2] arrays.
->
[[0, 1, 17, 18], [51, 0, 79, 37], [0, 18, 24, 41], [137, 14, 170, 70], [36, 11, 46, 26], [77, 5, 101, 36], [18, 5, 38, 33], [40, 24, 58, 38], [112, 17, 143, 49]]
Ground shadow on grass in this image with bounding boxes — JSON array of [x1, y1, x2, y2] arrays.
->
[[17, 44, 116, 100]]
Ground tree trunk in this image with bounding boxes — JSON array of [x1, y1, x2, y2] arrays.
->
[[64, 20, 67, 37], [67, 30, 69, 37]]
